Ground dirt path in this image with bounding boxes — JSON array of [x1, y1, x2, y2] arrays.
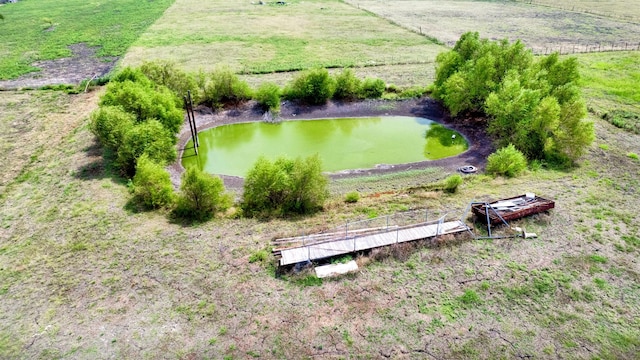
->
[[0, 44, 118, 90], [169, 98, 494, 189]]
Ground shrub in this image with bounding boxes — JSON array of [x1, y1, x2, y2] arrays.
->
[[284, 68, 334, 105], [242, 155, 328, 217], [173, 166, 232, 221], [100, 80, 184, 134], [248, 249, 269, 263], [359, 77, 386, 99], [110, 66, 153, 87], [131, 154, 175, 209], [486, 144, 528, 178], [89, 106, 135, 151], [399, 86, 428, 99], [254, 82, 281, 112], [140, 60, 200, 103], [443, 174, 463, 193], [344, 191, 360, 203], [627, 152, 639, 161], [333, 68, 361, 100], [116, 120, 177, 176], [203, 66, 252, 108]]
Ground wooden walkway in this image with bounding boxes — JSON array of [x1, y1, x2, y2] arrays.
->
[[276, 219, 468, 266]]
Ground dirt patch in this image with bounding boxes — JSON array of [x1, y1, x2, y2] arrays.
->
[[168, 97, 493, 189], [0, 43, 118, 90]]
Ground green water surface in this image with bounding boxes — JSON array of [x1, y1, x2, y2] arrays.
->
[[182, 116, 468, 177]]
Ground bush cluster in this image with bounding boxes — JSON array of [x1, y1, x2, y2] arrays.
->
[[173, 167, 232, 221], [242, 155, 328, 217], [486, 144, 528, 178], [284, 68, 334, 105], [131, 154, 175, 209], [90, 67, 181, 176], [433, 32, 594, 166], [202, 66, 253, 109]]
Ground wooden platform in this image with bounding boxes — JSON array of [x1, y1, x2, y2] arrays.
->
[[277, 220, 468, 266]]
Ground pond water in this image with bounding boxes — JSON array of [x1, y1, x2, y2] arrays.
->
[[181, 116, 468, 177]]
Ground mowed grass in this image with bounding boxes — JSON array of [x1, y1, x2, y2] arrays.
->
[[346, 0, 640, 52], [0, 0, 175, 80], [122, 0, 446, 75]]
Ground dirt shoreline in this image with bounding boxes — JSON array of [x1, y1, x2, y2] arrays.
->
[[168, 97, 494, 189]]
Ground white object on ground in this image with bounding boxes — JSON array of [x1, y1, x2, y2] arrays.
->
[[315, 260, 359, 278]]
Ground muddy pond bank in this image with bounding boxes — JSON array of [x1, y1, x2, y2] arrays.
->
[[168, 97, 493, 190]]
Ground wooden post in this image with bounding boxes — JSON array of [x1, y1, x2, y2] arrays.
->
[[188, 90, 198, 148], [184, 96, 198, 155]]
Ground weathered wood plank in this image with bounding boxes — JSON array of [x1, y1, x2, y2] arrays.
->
[[279, 220, 469, 265]]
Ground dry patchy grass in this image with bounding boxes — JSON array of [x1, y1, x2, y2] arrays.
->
[[1, 87, 639, 358], [347, 0, 640, 52], [514, 0, 640, 22]]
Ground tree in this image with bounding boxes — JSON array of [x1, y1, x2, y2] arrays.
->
[[100, 80, 184, 134], [433, 32, 594, 166], [333, 68, 361, 100], [174, 167, 232, 221], [203, 66, 252, 108], [131, 154, 175, 209], [284, 68, 334, 105], [116, 120, 177, 176], [254, 82, 281, 112], [89, 105, 135, 151], [486, 144, 528, 178], [242, 155, 328, 217]]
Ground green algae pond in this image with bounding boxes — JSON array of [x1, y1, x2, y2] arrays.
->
[[181, 116, 468, 177]]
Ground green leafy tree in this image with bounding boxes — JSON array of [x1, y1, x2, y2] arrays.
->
[[242, 155, 328, 217], [486, 144, 528, 178], [131, 154, 175, 209], [100, 80, 184, 134], [203, 66, 252, 108], [254, 82, 281, 112], [333, 68, 361, 100], [117, 120, 177, 176], [286, 155, 328, 214], [434, 32, 593, 165], [360, 77, 386, 99], [284, 68, 334, 105], [89, 105, 135, 151], [110, 66, 153, 87], [140, 60, 200, 103], [174, 167, 232, 221]]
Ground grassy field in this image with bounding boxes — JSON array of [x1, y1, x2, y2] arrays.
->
[[0, 0, 174, 80], [514, 0, 640, 22], [346, 0, 640, 52], [1, 55, 639, 358], [1, 0, 640, 358], [578, 51, 640, 133], [122, 0, 446, 80]]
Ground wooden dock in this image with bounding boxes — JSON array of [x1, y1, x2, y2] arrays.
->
[[276, 219, 469, 266]]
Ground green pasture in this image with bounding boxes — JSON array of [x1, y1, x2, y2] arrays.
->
[[578, 52, 640, 133], [122, 0, 446, 74], [0, 0, 174, 80]]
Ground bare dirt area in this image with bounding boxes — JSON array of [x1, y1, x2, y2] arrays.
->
[[0, 43, 118, 90], [346, 0, 640, 53], [169, 98, 493, 190]]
